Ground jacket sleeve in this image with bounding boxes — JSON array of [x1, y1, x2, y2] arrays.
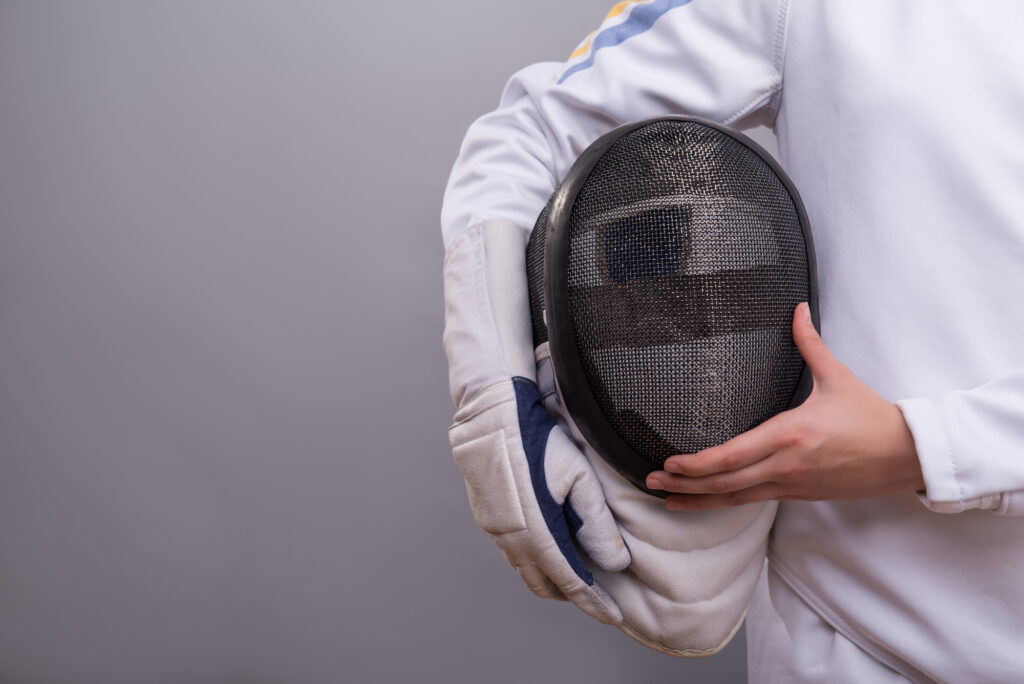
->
[[898, 374, 1024, 516], [440, 0, 792, 249]]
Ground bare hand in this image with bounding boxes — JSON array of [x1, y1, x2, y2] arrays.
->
[[646, 303, 925, 510]]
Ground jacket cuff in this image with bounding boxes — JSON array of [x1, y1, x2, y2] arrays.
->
[[895, 398, 1006, 513], [895, 398, 970, 513]]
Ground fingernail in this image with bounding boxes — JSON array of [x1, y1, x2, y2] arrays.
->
[[801, 302, 812, 325], [646, 474, 664, 490], [665, 461, 683, 474]]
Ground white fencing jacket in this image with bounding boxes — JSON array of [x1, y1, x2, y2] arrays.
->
[[442, 1, 1024, 680]]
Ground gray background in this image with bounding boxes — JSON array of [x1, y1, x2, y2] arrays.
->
[[0, 1, 776, 682]]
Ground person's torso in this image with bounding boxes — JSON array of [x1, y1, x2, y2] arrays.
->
[[771, 2, 1024, 680]]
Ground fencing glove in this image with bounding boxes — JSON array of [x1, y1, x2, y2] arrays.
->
[[443, 218, 631, 624]]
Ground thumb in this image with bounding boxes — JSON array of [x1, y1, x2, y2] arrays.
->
[[545, 428, 631, 573], [792, 302, 838, 381]]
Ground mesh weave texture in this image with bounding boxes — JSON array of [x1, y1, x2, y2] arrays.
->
[[527, 120, 809, 470]]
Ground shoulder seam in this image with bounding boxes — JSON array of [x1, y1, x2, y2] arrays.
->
[[722, 80, 782, 127], [767, 0, 792, 127], [720, 0, 791, 128]]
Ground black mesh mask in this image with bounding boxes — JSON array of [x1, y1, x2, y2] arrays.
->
[[526, 116, 819, 497]]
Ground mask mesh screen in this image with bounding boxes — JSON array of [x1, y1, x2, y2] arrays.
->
[[528, 119, 809, 470]]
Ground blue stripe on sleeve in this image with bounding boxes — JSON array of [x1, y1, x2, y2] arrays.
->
[[557, 0, 695, 84]]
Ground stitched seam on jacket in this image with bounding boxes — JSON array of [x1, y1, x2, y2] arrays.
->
[[767, 548, 936, 684], [766, 0, 791, 127], [722, 0, 789, 127], [449, 380, 515, 427], [722, 81, 781, 127], [618, 607, 747, 657], [932, 401, 965, 506], [444, 223, 508, 408]]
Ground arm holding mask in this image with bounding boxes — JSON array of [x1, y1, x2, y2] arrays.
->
[[442, 0, 794, 655]]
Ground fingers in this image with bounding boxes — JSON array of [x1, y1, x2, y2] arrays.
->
[[516, 563, 567, 601], [546, 428, 631, 572], [657, 302, 834, 481], [515, 563, 623, 625], [647, 455, 778, 495], [562, 581, 623, 625], [566, 484, 631, 572], [663, 415, 787, 477]]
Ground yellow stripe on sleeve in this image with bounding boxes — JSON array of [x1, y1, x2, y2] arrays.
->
[[568, 1, 656, 61]]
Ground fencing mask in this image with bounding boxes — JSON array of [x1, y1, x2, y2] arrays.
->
[[526, 116, 818, 497]]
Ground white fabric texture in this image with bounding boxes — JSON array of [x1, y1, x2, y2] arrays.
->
[[443, 0, 1024, 679], [767, 3, 1024, 680], [537, 350, 777, 656], [746, 566, 913, 684]]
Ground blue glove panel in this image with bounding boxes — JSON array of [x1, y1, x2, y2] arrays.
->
[[511, 376, 593, 584]]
